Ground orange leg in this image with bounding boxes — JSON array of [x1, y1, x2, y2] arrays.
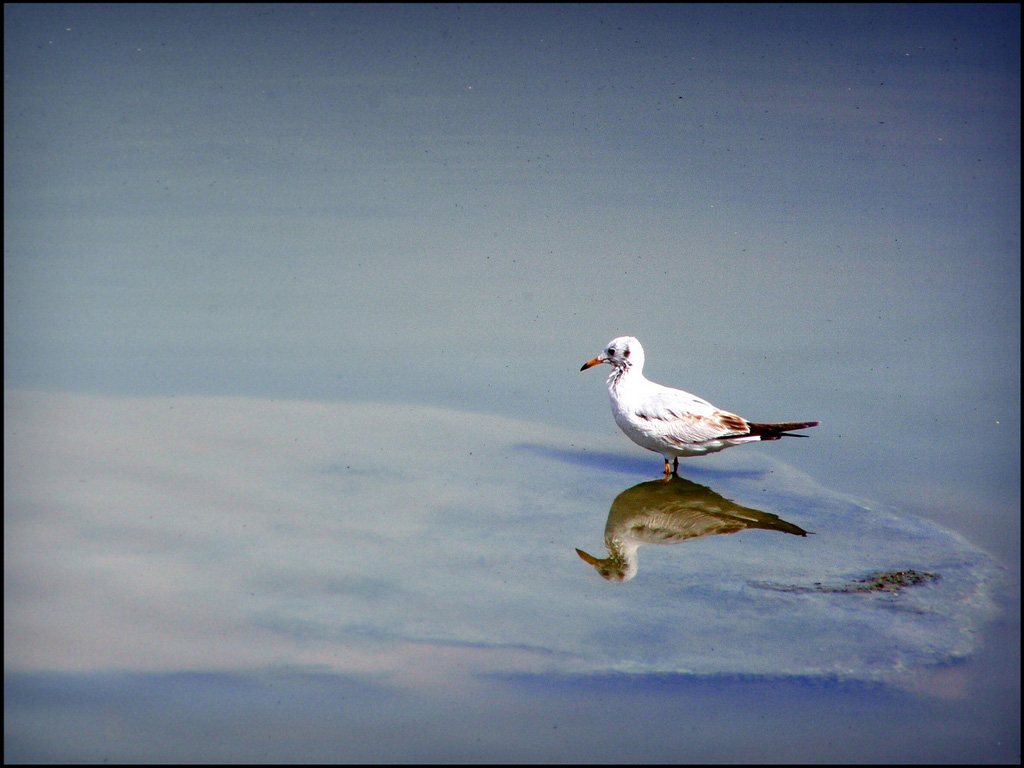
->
[[663, 459, 673, 480]]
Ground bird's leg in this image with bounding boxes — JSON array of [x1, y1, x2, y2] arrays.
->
[[672, 457, 679, 476], [663, 459, 672, 481]]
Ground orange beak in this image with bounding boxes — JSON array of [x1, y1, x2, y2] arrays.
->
[[580, 357, 604, 371], [575, 548, 600, 565]]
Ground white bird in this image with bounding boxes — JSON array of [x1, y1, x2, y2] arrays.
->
[[581, 336, 819, 479]]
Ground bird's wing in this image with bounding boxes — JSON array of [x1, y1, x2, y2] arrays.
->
[[634, 389, 750, 444]]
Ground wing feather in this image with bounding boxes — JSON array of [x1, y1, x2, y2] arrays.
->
[[633, 389, 750, 445]]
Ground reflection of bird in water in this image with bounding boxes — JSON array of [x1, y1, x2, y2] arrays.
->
[[576, 476, 808, 581], [581, 336, 818, 479]]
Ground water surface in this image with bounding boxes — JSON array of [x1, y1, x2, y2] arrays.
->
[[4, 4, 1019, 762]]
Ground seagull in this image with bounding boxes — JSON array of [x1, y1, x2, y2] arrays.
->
[[581, 336, 819, 479]]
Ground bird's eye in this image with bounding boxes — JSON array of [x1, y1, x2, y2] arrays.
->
[[606, 348, 614, 356]]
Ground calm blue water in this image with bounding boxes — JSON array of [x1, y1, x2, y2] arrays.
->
[[5, 5, 1019, 762]]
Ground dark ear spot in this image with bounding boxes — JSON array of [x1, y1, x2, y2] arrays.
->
[[623, 348, 630, 358]]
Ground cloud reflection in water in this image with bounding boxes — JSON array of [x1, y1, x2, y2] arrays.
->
[[4, 391, 1000, 684]]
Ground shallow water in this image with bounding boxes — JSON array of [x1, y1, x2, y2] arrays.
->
[[4, 4, 1019, 762], [3, 392, 1012, 760]]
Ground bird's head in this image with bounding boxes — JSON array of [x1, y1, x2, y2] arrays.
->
[[580, 336, 644, 372], [575, 547, 636, 582]]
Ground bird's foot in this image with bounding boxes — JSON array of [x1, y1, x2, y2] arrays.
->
[[661, 457, 680, 481]]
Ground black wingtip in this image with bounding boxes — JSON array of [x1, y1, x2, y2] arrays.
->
[[747, 421, 819, 440]]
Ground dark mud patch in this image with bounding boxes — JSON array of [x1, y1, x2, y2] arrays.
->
[[752, 569, 939, 595]]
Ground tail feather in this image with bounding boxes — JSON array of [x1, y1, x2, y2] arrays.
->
[[747, 421, 819, 441]]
